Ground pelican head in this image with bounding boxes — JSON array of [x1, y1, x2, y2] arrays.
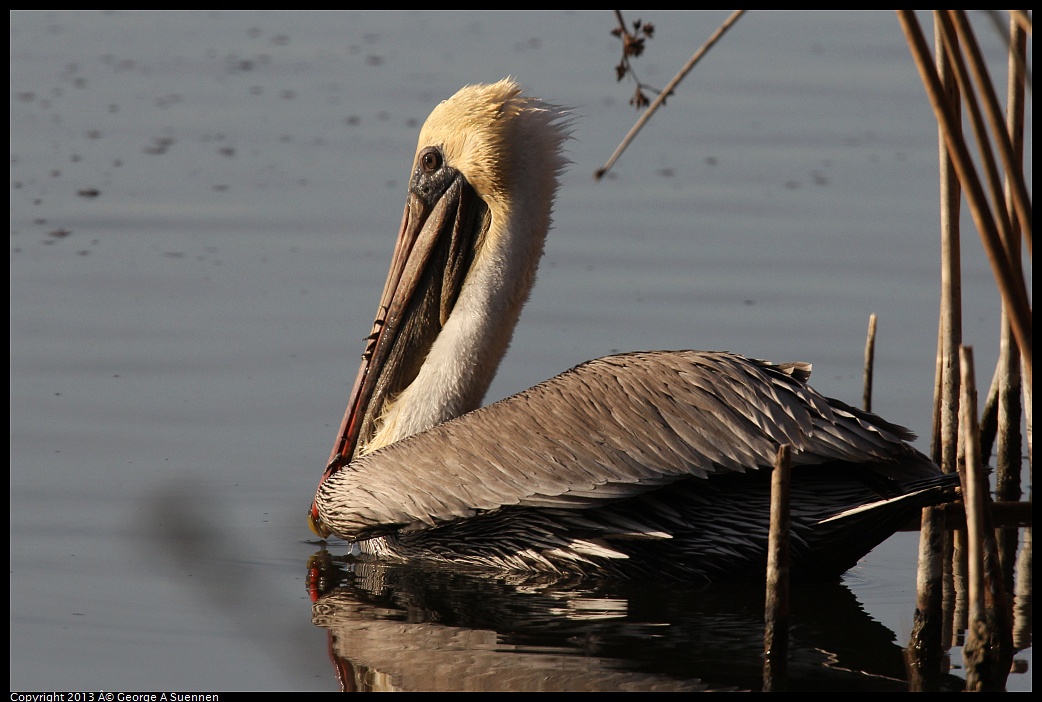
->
[[310, 79, 569, 536]]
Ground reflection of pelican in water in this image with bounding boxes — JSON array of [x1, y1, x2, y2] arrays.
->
[[309, 79, 957, 581], [308, 554, 968, 692]]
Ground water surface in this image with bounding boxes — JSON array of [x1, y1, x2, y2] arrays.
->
[[10, 10, 1031, 691]]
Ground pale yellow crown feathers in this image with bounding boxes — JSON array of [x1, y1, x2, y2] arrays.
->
[[414, 78, 570, 209]]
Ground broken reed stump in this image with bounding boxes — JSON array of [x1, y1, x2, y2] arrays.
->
[[763, 444, 791, 692], [863, 313, 877, 412], [958, 345, 1014, 692], [908, 503, 948, 692]]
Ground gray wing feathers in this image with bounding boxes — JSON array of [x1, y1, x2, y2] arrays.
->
[[323, 350, 923, 536]]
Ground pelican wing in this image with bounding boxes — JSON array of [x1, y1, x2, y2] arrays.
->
[[318, 350, 933, 539]]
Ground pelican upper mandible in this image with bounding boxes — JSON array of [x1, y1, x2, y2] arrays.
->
[[308, 79, 957, 582]]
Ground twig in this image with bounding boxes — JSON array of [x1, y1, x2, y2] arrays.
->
[[595, 10, 745, 180], [610, 11, 659, 109]]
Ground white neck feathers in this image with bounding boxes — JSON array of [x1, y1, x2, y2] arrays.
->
[[365, 79, 569, 453]]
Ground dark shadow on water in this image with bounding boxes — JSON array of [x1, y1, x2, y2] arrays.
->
[[306, 549, 965, 692]]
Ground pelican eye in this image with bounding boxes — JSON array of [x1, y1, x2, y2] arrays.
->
[[411, 146, 456, 203], [419, 147, 443, 173]]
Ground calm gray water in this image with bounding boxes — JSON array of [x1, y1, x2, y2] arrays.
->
[[10, 10, 1031, 691]]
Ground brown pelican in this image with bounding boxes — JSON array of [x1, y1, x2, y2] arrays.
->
[[309, 79, 957, 582]]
